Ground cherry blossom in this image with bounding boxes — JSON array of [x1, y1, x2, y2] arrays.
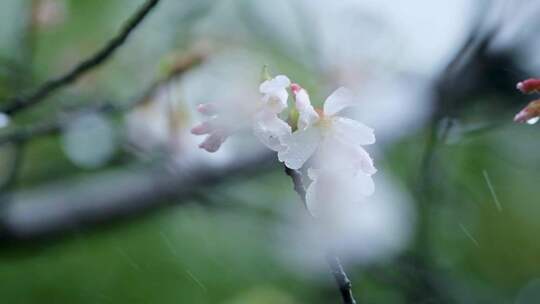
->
[[192, 75, 292, 152], [277, 83, 376, 171], [273, 83, 377, 214], [252, 75, 292, 152], [190, 103, 230, 152], [192, 72, 377, 215]]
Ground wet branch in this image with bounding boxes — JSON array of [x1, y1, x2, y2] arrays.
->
[[0, 0, 161, 115], [284, 166, 358, 304]]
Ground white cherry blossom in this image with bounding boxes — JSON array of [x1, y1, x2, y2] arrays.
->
[[252, 75, 292, 152], [278, 83, 375, 171], [275, 83, 376, 214], [192, 75, 292, 152]]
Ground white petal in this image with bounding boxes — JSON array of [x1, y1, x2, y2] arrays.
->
[[252, 110, 291, 151], [305, 171, 322, 216], [260, 75, 291, 113], [262, 89, 288, 113], [323, 87, 356, 116], [355, 146, 377, 175], [316, 138, 376, 175], [259, 75, 291, 94], [305, 167, 375, 216], [295, 89, 319, 130], [278, 127, 321, 169], [348, 171, 375, 196], [331, 117, 375, 146]]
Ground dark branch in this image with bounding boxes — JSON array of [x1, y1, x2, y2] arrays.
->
[[0, 0, 161, 115], [0, 50, 205, 146], [284, 166, 358, 304], [0, 152, 275, 241], [326, 254, 357, 304], [284, 167, 308, 210]]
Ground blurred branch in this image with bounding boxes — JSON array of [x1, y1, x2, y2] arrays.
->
[[284, 167, 357, 304], [0, 51, 205, 146], [0, 152, 275, 241], [0, 0, 162, 116], [0, 143, 25, 195], [410, 6, 500, 303]]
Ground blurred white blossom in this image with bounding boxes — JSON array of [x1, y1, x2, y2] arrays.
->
[[192, 74, 292, 152], [62, 113, 115, 169], [125, 79, 232, 166], [0, 112, 10, 128], [278, 174, 416, 268]]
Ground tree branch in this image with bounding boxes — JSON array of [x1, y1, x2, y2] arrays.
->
[[284, 166, 358, 304], [0, 50, 205, 146], [0, 0, 161, 115], [0, 152, 275, 242]]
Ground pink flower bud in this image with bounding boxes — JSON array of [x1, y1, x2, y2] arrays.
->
[[190, 122, 213, 135], [197, 103, 218, 116], [514, 99, 540, 123], [516, 78, 540, 94], [198, 131, 227, 152], [290, 83, 302, 94]]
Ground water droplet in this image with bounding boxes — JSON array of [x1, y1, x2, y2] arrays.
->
[[527, 117, 540, 125]]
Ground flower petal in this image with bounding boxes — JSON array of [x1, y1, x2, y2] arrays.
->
[[262, 89, 288, 113], [305, 169, 322, 216], [252, 110, 291, 151], [278, 127, 321, 169], [260, 75, 291, 113], [323, 87, 356, 116], [348, 171, 375, 196], [259, 75, 291, 93], [331, 117, 375, 146], [294, 88, 319, 130], [199, 131, 228, 153], [316, 137, 376, 175], [305, 167, 375, 216], [196, 103, 218, 116]]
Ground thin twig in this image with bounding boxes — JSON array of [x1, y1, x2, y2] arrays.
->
[[0, 0, 161, 115], [0, 51, 205, 146], [284, 166, 358, 304]]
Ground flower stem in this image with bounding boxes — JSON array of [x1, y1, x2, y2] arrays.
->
[[284, 166, 358, 304]]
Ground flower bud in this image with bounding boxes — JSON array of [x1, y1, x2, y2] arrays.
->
[[516, 78, 540, 94], [514, 99, 540, 124], [198, 131, 227, 152], [196, 103, 218, 116], [290, 83, 301, 94], [190, 121, 213, 135]]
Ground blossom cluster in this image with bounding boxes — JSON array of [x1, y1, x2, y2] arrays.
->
[[192, 74, 376, 213]]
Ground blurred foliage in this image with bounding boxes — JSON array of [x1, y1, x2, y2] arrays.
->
[[1, 0, 540, 304]]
